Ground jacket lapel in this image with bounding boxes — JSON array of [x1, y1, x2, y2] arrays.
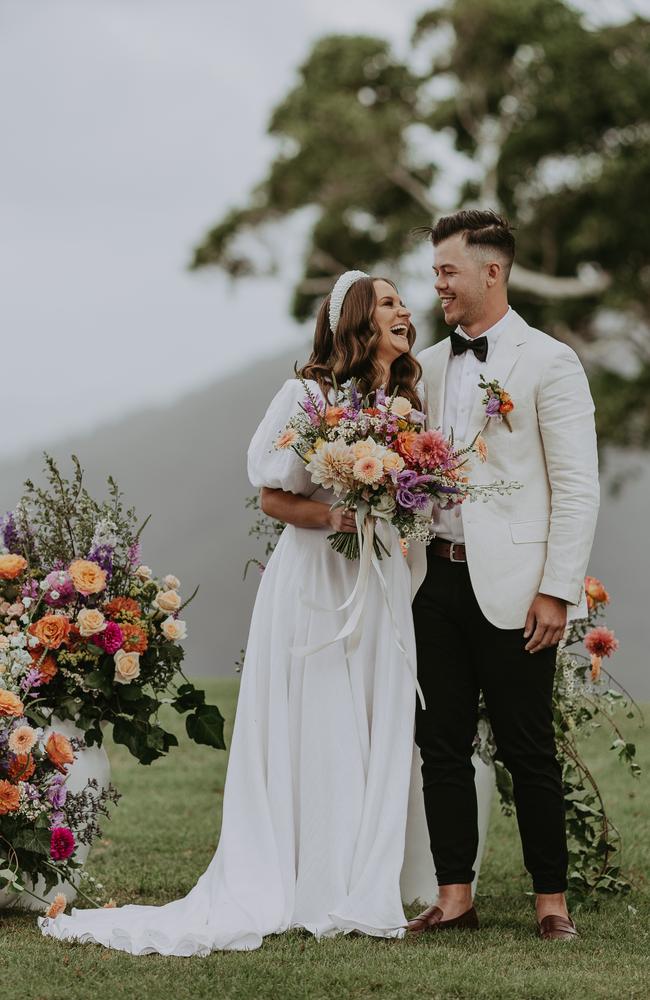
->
[[464, 310, 528, 442], [422, 340, 452, 429]]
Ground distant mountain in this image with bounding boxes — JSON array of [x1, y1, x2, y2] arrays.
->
[[0, 355, 647, 699]]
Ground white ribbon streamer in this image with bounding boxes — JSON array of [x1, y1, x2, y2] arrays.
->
[[293, 504, 426, 709]]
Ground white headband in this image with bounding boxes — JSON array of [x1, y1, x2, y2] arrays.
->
[[328, 270, 370, 333]]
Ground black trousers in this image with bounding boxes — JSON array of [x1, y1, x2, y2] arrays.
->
[[413, 550, 568, 894]]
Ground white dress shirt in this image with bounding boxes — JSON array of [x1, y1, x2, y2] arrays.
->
[[432, 307, 512, 543]]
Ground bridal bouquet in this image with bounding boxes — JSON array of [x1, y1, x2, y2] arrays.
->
[[0, 456, 225, 766], [0, 697, 119, 903], [275, 377, 519, 559]]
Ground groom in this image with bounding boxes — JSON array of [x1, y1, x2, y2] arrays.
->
[[409, 210, 599, 940]]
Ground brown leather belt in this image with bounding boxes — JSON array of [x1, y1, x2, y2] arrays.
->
[[430, 539, 467, 563]]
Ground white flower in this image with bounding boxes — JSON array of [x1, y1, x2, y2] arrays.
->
[[134, 565, 153, 581], [22, 597, 32, 609], [162, 574, 180, 591], [114, 649, 141, 685], [305, 441, 355, 492], [161, 617, 187, 642], [379, 395, 412, 418], [50, 591, 60, 601]]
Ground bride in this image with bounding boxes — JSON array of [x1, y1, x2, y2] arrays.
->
[[40, 271, 479, 956]]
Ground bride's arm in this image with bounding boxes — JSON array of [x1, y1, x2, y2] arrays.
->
[[260, 488, 356, 532]]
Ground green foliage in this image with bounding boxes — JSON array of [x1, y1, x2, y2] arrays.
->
[[192, 1, 650, 448]]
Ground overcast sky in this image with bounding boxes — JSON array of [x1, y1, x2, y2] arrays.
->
[[1, 0, 647, 458]]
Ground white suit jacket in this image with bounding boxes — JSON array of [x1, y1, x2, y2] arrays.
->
[[408, 309, 600, 629]]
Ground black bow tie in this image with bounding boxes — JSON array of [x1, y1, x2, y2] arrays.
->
[[450, 330, 488, 363]]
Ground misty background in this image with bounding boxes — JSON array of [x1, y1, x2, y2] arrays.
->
[[1, 0, 648, 699]]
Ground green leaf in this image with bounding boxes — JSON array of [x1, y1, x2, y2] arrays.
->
[[11, 826, 51, 857], [172, 685, 206, 713], [84, 670, 112, 697], [186, 704, 226, 750]]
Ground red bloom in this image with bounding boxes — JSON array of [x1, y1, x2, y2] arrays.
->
[[584, 626, 619, 659], [95, 621, 124, 654], [50, 826, 75, 861]]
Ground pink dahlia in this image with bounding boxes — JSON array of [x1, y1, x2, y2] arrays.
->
[[411, 430, 451, 470], [50, 826, 75, 861], [96, 621, 123, 654], [584, 626, 619, 659]]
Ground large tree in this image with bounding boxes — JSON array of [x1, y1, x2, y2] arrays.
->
[[191, 0, 650, 447]]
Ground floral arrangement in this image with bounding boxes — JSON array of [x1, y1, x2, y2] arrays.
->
[[478, 375, 514, 431], [477, 574, 642, 901], [0, 456, 225, 766], [0, 693, 119, 906], [274, 377, 519, 559]]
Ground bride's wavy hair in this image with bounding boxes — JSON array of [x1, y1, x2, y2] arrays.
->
[[299, 277, 422, 410]]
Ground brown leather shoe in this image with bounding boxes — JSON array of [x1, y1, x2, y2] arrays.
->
[[537, 914, 579, 941], [407, 904, 479, 934]]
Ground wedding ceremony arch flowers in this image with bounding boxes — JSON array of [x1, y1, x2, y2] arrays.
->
[[0, 456, 225, 767], [274, 376, 520, 560], [475, 575, 641, 901]]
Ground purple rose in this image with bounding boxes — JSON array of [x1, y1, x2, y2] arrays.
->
[[47, 775, 67, 810], [485, 395, 501, 416]]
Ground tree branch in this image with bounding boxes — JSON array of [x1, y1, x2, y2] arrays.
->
[[509, 262, 611, 299]]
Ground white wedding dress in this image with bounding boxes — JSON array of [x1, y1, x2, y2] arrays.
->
[[39, 378, 492, 956]]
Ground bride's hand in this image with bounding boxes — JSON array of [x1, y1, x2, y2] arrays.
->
[[328, 507, 357, 533]]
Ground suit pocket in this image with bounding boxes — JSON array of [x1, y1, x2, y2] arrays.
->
[[509, 517, 549, 544]]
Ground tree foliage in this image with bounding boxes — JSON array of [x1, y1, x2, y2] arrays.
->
[[191, 1, 650, 447]]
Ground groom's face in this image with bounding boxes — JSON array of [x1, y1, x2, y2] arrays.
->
[[433, 233, 489, 329]]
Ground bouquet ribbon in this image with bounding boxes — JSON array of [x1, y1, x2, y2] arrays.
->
[[293, 500, 426, 709]]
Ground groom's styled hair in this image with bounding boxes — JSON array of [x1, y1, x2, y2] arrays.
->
[[423, 209, 516, 281]]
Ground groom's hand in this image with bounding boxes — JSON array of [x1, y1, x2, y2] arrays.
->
[[524, 594, 567, 653]]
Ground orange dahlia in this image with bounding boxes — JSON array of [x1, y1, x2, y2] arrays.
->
[[46, 732, 74, 774], [7, 753, 36, 782], [0, 779, 20, 814], [119, 622, 148, 653], [104, 596, 142, 619]]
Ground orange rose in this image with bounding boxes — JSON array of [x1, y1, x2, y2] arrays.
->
[[585, 576, 609, 610], [0, 554, 28, 580], [0, 779, 20, 814], [0, 690, 24, 717], [500, 399, 514, 414], [395, 431, 419, 463], [46, 732, 74, 774], [68, 559, 107, 596], [120, 622, 148, 653], [324, 406, 346, 427], [28, 615, 71, 650], [7, 753, 36, 782]]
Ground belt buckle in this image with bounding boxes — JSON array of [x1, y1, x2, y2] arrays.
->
[[449, 542, 463, 563]]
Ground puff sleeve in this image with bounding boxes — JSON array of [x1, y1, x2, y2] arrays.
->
[[247, 379, 316, 495]]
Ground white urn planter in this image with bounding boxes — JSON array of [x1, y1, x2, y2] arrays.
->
[[400, 745, 495, 905], [0, 716, 111, 911]]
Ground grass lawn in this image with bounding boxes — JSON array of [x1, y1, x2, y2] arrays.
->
[[1, 678, 648, 1000]]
